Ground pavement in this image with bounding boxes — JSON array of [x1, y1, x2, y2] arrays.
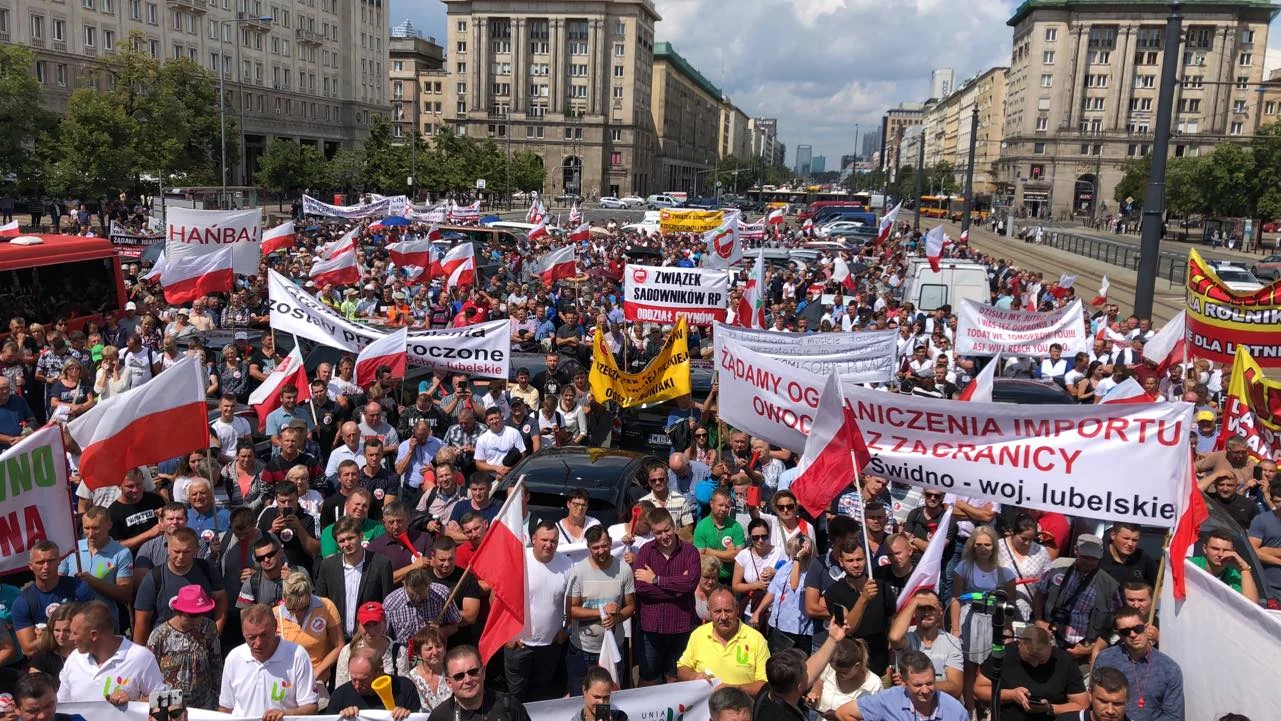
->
[[1032, 221, 1280, 267]]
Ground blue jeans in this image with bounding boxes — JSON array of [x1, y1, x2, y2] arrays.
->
[[566, 644, 601, 695], [637, 630, 690, 682], [941, 542, 965, 616]]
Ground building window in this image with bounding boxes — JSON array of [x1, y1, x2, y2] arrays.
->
[[392, 61, 402, 71], [1177, 98, 1201, 113], [568, 84, 587, 98], [1035, 116, 1048, 131], [1239, 52, 1252, 66], [148, 39, 159, 57], [84, 25, 96, 47], [1085, 74, 1108, 88], [612, 86, 623, 98], [1230, 121, 1244, 135], [1134, 50, 1158, 65], [457, 20, 466, 32], [52, 18, 64, 41], [1043, 51, 1054, 64], [55, 63, 67, 86], [34, 61, 45, 83], [1033, 142, 1045, 154], [456, 41, 466, 53], [611, 128, 622, 141], [1134, 74, 1156, 89], [1236, 76, 1250, 90], [529, 19, 549, 54], [611, 151, 622, 166], [613, 65, 624, 78], [456, 62, 465, 74], [1088, 27, 1116, 49], [146, 2, 157, 24], [1183, 75, 1204, 89], [104, 29, 114, 49], [1081, 97, 1104, 111], [1233, 99, 1247, 113], [490, 82, 510, 96], [1040, 74, 1052, 88], [1044, 27, 1057, 41], [567, 20, 588, 54], [1186, 28, 1211, 49], [614, 43, 624, 57], [1129, 97, 1153, 112]]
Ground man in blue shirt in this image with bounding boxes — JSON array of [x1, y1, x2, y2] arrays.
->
[[58, 506, 134, 610], [1092, 608, 1183, 721], [11, 540, 97, 655], [838, 650, 968, 721], [265, 384, 315, 445], [0, 376, 35, 452]]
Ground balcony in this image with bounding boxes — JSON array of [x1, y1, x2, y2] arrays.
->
[[239, 14, 272, 32], [166, 0, 207, 13], [53, 40, 67, 52], [295, 28, 324, 45], [30, 36, 43, 47]]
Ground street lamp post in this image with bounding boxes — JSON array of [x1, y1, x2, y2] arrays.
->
[[961, 104, 979, 238], [852, 122, 860, 192], [221, 14, 273, 200], [913, 130, 924, 233], [1135, 1, 1183, 320]]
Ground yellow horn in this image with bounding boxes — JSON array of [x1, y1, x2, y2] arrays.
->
[[371, 674, 396, 711]]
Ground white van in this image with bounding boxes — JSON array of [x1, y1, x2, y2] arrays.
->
[[622, 210, 662, 234], [902, 257, 990, 311]]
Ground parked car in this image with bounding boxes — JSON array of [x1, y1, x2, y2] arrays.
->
[[620, 196, 647, 208], [645, 194, 682, 209], [599, 196, 627, 209], [684, 197, 719, 210], [616, 361, 716, 458], [1250, 254, 1281, 281], [495, 447, 652, 527], [1212, 264, 1266, 293], [554, 193, 583, 204]]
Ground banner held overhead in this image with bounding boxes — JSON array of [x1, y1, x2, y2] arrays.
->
[[165, 207, 262, 276], [624, 265, 729, 324], [713, 322, 898, 384], [954, 298, 1088, 357], [589, 317, 691, 407]]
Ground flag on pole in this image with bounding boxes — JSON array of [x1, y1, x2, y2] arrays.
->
[[142, 250, 167, 283], [568, 223, 591, 243], [568, 202, 583, 226], [526, 198, 546, 224], [895, 506, 955, 612], [248, 346, 311, 426], [441, 242, 476, 290], [801, 218, 814, 234], [386, 239, 436, 270], [0, 220, 21, 236], [160, 245, 236, 304], [469, 478, 528, 662], [355, 327, 408, 388], [261, 221, 296, 255], [701, 220, 742, 268], [734, 249, 766, 329], [68, 355, 209, 490], [535, 246, 577, 285], [319, 228, 357, 260], [831, 256, 856, 292], [877, 202, 902, 244], [527, 221, 550, 242], [958, 353, 1000, 402], [1058, 274, 1078, 289], [766, 207, 785, 225], [1169, 456, 1208, 599], [1090, 275, 1110, 306], [790, 371, 873, 518], [924, 225, 945, 273], [1143, 310, 1186, 373], [310, 247, 361, 286]]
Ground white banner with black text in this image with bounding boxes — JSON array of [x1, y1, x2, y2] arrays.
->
[[954, 298, 1089, 357], [713, 323, 897, 384]]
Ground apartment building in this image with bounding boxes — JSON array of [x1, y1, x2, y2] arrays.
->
[[389, 20, 445, 139], [718, 95, 751, 160], [997, 0, 1276, 218], [921, 66, 1008, 196], [651, 40, 720, 195], [880, 102, 924, 178], [3, 0, 391, 182]]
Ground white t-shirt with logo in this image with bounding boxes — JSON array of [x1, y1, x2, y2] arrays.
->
[[219, 638, 318, 716], [57, 637, 164, 702]]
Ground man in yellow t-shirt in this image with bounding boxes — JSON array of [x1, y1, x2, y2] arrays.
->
[[677, 586, 769, 694]]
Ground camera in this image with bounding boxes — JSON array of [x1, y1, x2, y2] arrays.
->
[[280, 506, 295, 518], [1048, 607, 1072, 626]]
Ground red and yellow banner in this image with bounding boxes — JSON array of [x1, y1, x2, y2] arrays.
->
[[1185, 248, 1281, 366], [1216, 345, 1281, 462]]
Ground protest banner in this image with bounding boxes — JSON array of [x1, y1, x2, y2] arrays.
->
[[624, 265, 729, 324], [590, 316, 691, 407], [1161, 561, 1281, 721], [843, 384, 1192, 526], [1216, 345, 1281, 462], [1186, 248, 1281, 365], [954, 298, 1088, 357], [713, 322, 898, 383], [108, 221, 163, 259], [301, 193, 408, 219], [267, 270, 509, 378], [659, 208, 724, 234], [63, 681, 716, 721], [165, 207, 262, 275], [715, 337, 824, 452], [0, 425, 75, 573]]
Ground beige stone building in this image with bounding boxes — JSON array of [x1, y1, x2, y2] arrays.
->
[[440, 0, 660, 199], [651, 41, 720, 196], [719, 96, 752, 160], [997, 0, 1276, 219], [2, 0, 391, 184], [881, 103, 924, 180], [389, 21, 445, 139], [922, 66, 1008, 197]]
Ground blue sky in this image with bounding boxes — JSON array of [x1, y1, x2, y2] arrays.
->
[[389, 0, 1281, 164]]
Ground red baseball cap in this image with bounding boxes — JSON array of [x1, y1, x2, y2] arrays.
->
[[357, 601, 385, 626]]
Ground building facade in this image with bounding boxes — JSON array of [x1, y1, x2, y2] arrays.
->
[[389, 21, 445, 140], [718, 96, 752, 160], [440, 0, 660, 199], [651, 41, 720, 195], [810, 154, 825, 174], [750, 116, 780, 165], [794, 144, 812, 175], [3, 0, 390, 184], [997, 0, 1277, 218], [930, 67, 955, 99], [880, 102, 924, 176], [921, 66, 1009, 196]]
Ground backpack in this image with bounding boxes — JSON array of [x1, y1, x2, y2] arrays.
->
[[147, 558, 215, 606]]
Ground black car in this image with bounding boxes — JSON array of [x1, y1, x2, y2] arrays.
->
[[685, 197, 719, 210], [991, 377, 1075, 404], [616, 360, 716, 458], [496, 446, 652, 526]]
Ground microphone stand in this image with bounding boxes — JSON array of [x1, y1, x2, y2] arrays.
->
[[973, 589, 1016, 721]]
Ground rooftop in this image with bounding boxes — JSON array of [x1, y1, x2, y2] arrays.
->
[[653, 41, 722, 100], [1009, 0, 1280, 26]]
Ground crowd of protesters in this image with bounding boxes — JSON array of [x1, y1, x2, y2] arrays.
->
[[0, 199, 1272, 721]]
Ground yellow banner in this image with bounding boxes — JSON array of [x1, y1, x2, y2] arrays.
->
[[1185, 248, 1281, 365], [1218, 345, 1281, 462], [659, 209, 724, 234], [589, 317, 691, 408]]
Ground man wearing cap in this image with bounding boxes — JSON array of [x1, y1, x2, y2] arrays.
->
[[59, 601, 164, 703], [356, 285, 380, 318], [1192, 410, 1218, 455], [340, 288, 360, 320], [119, 301, 141, 336], [330, 648, 420, 717], [316, 516, 394, 640], [1033, 535, 1122, 662]]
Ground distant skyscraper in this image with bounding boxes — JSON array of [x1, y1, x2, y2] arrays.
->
[[862, 129, 882, 161], [811, 155, 826, 174], [795, 144, 813, 176], [840, 154, 858, 169], [930, 68, 956, 99]]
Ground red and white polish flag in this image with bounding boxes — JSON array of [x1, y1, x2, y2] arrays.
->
[[1143, 309, 1186, 373], [1090, 274, 1110, 306], [310, 247, 361, 287], [831, 256, 856, 293], [568, 223, 591, 243], [766, 207, 785, 225], [248, 345, 311, 426], [734, 249, 766, 329], [536, 245, 577, 285], [355, 327, 408, 388], [387, 239, 436, 271], [470, 478, 529, 662], [68, 355, 209, 490], [923, 225, 946, 273], [319, 228, 357, 260], [441, 242, 476, 290], [568, 202, 583, 226], [527, 221, 550, 243], [877, 202, 902, 244], [0, 220, 20, 236], [958, 352, 1000, 403], [895, 506, 955, 612], [261, 221, 296, 255], [801, 218, 814, 234], [1099, 377, 1153, 404], [142, 250, 167, 283], [790, 371, 874, 518], [160, 245, 236, 304], [1170, 455, 1208, 599]]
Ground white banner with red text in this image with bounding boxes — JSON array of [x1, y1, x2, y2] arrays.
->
[[954, 298, 1089, 357], [1161, 560, 1281, 721], [267, 270, 509, 378], [716, 338, 1192, 526], [624, 264, 729, 324], [713, 322, 898, 383], [302, 194, 408, 219], [0, 425, 75, 573], [62, 681, 716, 721], [165, 207, 262, 276]]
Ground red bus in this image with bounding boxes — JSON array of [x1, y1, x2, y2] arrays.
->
[[798, 199, 865, 222], [0, 235, 127, 330]]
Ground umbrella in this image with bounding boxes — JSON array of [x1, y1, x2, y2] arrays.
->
[[589, 227, 612, 238], [379, 216, 410, 227], [480, 215, 502, 225]]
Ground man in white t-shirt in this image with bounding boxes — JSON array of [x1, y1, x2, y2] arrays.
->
[[211, 394, 253, 462], [505, 521, 573, 702], [219, 603, 320, 720], [474, 406, 526, 479], [58, 601, 164, 703], [120, 333, 160, 387]]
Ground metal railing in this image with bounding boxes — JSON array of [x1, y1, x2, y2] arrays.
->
[[1030, 229, 1188, 285]]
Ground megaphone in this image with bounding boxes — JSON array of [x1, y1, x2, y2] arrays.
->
[[397, 532, 422, 561], [371, 674, 396, 711]]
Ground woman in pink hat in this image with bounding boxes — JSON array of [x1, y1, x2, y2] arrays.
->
[[146, 584, 222, 709]]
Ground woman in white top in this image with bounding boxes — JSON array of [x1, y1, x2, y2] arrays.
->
[[93, 345, 132, 400], [556, 385, 588, 446], [556, 487, 600, 544], [159, 334, 182, 369], [731, 519, 785, 619], [948, 525, 1017, 713], [996, 515, 1053, 622], [288, 464, 325, 519], [167, 448, 217, 505], [808, 637, 883, 714]]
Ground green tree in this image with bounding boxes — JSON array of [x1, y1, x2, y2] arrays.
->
[[0, 45, 53, 188], [324, 147, 367, 196], [1194, 143, 1254, 219], [1113, 156, 1151, 209], [256, 140, 325, 209], [361, 115, 410, 192], [510, 150, 546, 193], [1251, 122, 1281, 225], [41, 91, 135, 198]]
